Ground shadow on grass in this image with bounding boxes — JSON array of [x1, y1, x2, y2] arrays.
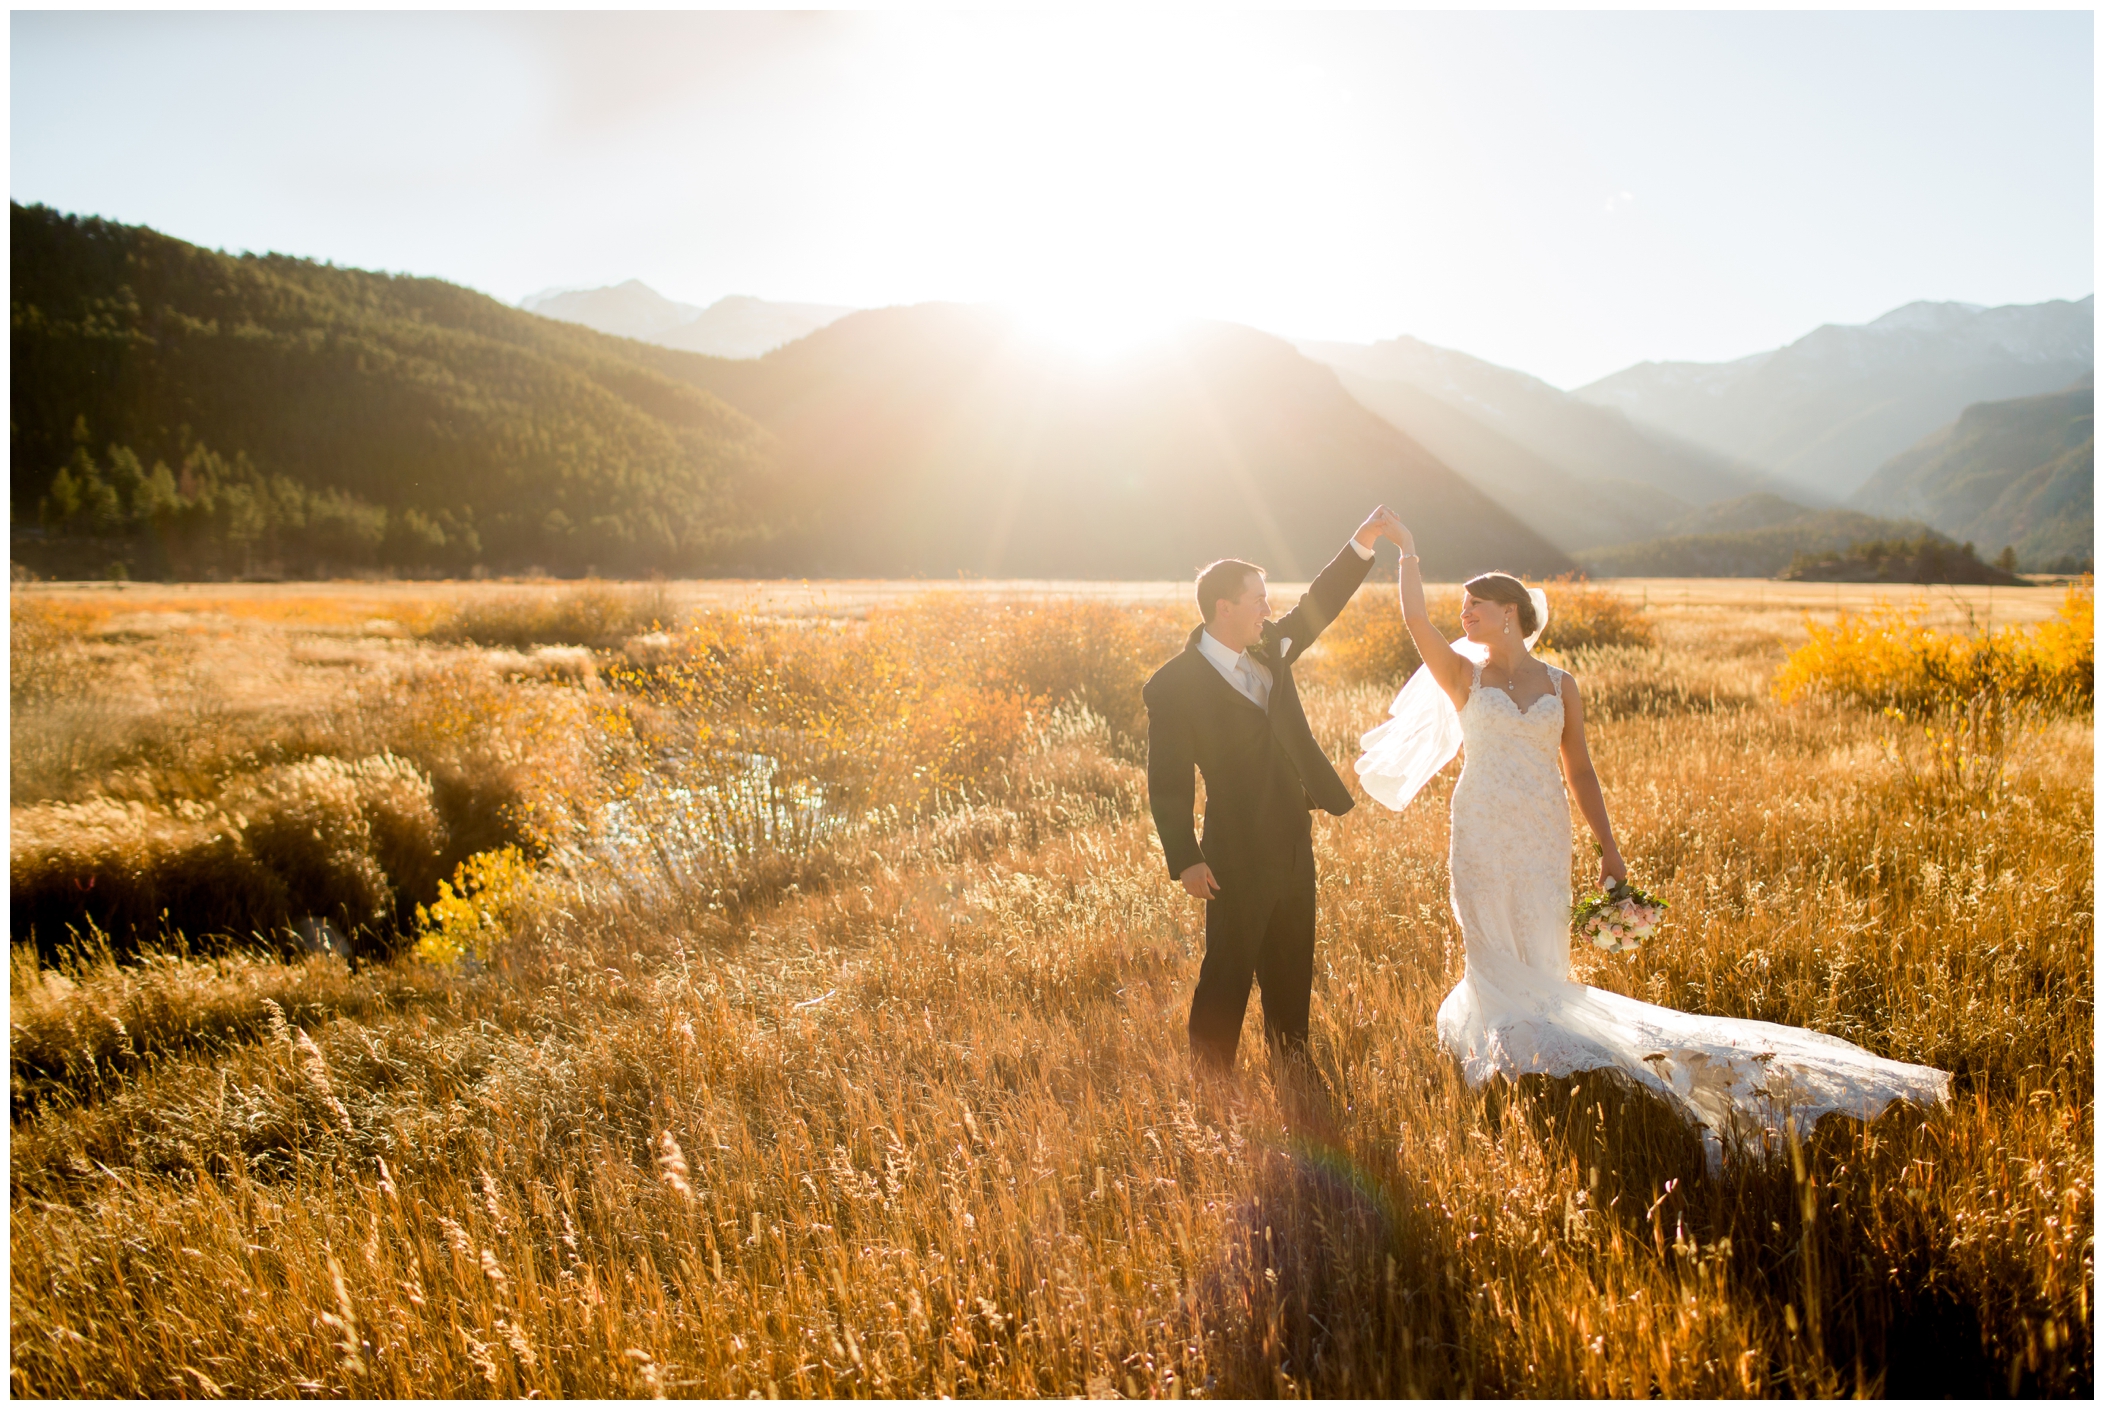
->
[[1194, 1096, 1462, 1398]]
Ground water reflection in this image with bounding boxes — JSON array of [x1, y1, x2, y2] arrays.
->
[[596, 750, 846, 895]]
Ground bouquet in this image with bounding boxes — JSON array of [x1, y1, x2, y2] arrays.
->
[[1572, 877, 1666, 953]]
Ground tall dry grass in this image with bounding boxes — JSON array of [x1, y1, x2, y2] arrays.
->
[[8, 583, 2092, 1397], [10, 600, 607, 958], [587, 596, 1185, 919]]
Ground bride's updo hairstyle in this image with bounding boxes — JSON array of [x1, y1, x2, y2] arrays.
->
[[1463, 571, 1539, 638]]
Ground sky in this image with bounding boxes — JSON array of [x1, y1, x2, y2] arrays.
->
[[10, 10, 2094, 389]]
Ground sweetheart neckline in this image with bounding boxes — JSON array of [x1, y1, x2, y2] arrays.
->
[[1470, 682, 1563, 719]]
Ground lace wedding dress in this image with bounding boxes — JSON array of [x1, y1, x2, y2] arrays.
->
[[1359, 647, 1950, 1172]]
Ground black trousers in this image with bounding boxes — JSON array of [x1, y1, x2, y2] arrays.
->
[[1187, 839, 1317, 1070]]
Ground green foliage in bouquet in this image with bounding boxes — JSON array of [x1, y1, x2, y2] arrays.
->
[[1572, 876, 1668, 954]]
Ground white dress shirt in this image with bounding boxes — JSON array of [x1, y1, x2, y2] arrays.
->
[[1194, 538, 1374, 709], [1198, 627, 1272, 709]]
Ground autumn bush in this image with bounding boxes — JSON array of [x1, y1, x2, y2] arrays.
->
[[411, 846, 542, 968], [1775, 583, 2094, 714], [1535, 573, 1660, 652]]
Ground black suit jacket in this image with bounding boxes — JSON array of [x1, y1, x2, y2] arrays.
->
[[1143, 541, 1375, 884]]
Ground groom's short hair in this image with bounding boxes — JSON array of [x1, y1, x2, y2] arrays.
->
[[1196, 559, 1265, 622]]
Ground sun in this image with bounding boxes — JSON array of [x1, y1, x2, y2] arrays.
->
[[1007, 293, 1183, 365]]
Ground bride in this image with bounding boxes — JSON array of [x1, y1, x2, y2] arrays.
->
[[1355, 518, 1950, 1171]]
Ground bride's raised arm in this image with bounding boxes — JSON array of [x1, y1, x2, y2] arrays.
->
[[1389, 520, 1474, 710]]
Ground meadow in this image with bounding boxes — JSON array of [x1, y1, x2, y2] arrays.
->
[[8, 573, 2092, 1397]]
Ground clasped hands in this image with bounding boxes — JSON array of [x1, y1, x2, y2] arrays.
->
[[1354, 504, 1414, 557]]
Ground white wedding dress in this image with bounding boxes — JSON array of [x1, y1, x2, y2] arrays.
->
[[1359, 639, 1950, 1172]]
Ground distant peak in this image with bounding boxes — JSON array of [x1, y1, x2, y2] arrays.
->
[[1865, 300, 1986, 333], [518, 285, 584, 307]]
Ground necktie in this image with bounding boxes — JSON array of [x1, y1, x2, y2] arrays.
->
[[1239, 656, 1267, 709]]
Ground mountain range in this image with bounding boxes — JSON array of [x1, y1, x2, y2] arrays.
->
[[13, 201, 2089, 583], [640, 305, 1572, 580], [1295, 335, 1784, 552], [1576, 298, 2095, 499], [10, 205, 1568, 582], [521, 281, 852, 359]]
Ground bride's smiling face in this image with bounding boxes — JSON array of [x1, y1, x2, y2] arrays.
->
[[1458, 590, 1514, 644]]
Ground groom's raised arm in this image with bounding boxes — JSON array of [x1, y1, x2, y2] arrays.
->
[[1143, 675, 1205, 879], [1271, 532, 1378, 663]]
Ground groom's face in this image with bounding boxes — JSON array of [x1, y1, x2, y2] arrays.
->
[[1210, 571, 1271, 652]]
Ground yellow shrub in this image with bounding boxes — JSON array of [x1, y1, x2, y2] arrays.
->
[[1775, 584, 2094, 714], [412, 846, 537, 967], [2028, 583, 2095, 697], [1537, 574, 1659, 653]]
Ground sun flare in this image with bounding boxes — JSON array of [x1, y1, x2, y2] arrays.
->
[[1007, 294, 1183, 364]]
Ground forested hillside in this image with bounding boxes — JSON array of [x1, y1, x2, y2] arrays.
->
[[11, 203, 773, 577]]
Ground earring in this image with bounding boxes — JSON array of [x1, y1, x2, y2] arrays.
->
[[1504, 620, 1512, 635]]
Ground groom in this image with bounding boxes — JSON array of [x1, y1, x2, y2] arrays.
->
[[1145, 506, 1402, 1073]]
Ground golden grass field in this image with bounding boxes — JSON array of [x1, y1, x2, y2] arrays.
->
[[8, 574, 2093, 1397]]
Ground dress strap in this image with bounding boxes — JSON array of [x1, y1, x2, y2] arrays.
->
[[1470, 658, 1483, 691]]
